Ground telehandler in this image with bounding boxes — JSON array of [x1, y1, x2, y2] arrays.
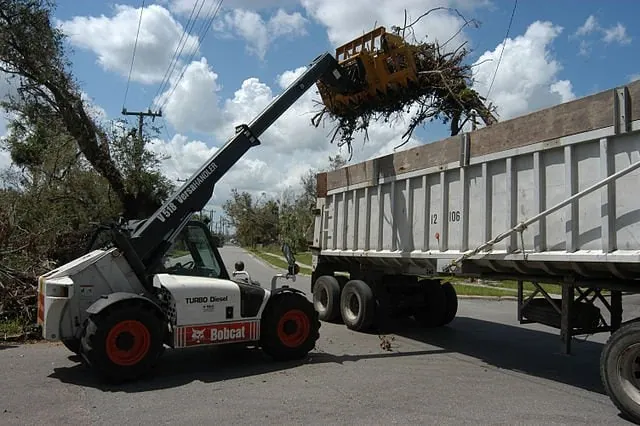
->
[[36, 27, 463, 383]]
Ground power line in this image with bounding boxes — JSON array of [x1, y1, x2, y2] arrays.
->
[[485, 0, 517, 102], [157, 0, 224, 112], [151, 0, 206, 107], [123, 0, 146, 109]]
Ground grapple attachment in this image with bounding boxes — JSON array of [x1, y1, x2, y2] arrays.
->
[[317, 26, 420, 117]]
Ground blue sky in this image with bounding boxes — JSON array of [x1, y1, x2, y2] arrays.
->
[[50, 0, 638, 137], [2, 0, 639, 215]]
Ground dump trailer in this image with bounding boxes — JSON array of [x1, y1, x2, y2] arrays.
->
[[310, 79, 640, 420]]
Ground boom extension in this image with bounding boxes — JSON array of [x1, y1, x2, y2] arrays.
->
[[122, 52, 354, 287]]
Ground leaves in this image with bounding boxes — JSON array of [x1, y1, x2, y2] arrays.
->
[[0, 0, 176, 325], [223, 156, 344, 252]]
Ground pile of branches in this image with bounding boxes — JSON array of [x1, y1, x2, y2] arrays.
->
[[311, 7, 496, 156], [0, 264, 39, 329]]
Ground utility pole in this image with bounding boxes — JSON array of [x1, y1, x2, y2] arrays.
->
[[122, 107, 162, 169]]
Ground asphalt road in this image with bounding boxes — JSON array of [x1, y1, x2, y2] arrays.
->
[[0, 245, 637, 425]]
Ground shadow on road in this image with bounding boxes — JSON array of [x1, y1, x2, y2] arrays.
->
[[48, 344, 448, 392], [375, 315, 607, 395], [48, 315, 608, 397], [0, 343, 19, 350]]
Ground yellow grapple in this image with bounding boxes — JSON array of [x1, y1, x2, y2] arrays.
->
[[317, 26, 420, 116]]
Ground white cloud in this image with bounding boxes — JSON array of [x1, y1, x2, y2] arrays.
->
[[603, 23, 631, 45], [572, 15, 632, 54], [470, 21, 575, 121], [153, 57, 225, 133], [630, 73, 640, 83], [166, 0, 299, 17], [299, 0, 483, 50], [215, 8, 308, 60], [57, 4, 200, 84], [0, 71, 16, 138], [575, 15, 598, 36]]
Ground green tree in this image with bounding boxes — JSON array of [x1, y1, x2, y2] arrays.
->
[[0, 0, 170, 219]]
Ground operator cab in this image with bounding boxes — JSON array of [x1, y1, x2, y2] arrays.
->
[[161, 220, 230, 279]]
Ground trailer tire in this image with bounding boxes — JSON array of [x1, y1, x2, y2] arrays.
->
[[601, 320, 640, 423], [414, 280, 447, 328], [80, 301, 165, 383], [313, 275, 341, 322], [260, 292, 320, 361], [340, 280, 375, 331], [438, 282, 458, 326]]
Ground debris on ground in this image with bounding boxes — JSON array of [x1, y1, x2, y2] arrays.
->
[[379, 334, 395, 351]]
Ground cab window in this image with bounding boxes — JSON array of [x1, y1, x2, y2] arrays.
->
[[163, 224, 222, 278]]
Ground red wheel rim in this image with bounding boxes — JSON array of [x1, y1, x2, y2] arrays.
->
[[277, 309, 310, 348], [106, 320, 151, 366]]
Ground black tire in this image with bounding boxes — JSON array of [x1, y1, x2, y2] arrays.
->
[[414, 279, 447, 327], [260, 292, 320, 361], [62, 337, 81, 354], [80, 301, 165, 383], [340, 280, 375, 331], [438, 282, 458, 326], [601, 320, 640, 423], [313, 275, 341, 322]]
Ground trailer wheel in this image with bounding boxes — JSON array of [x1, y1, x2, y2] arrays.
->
[[601, 320, 640, 423], [80, 301, 165, 383], [340, 280, 375, 331], [414, 280, 447, 327], [438, 282, 458, 326], [260, 292, 320, 361], [312, 275, 341, 322]]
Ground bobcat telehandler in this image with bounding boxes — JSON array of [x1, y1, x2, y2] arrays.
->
[[36, 27, 458, 383]]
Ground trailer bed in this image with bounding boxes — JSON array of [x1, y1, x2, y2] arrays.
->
[[313, 80, 640, 284]]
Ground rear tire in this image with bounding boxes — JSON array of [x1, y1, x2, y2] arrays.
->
[[260, 292, 320, 361], [601, 320, 640, 423], [340, 280, 375, 331], [62, 338, 81, 355], [438, 282, 458, 326], [312, 275, 341, 322], [414, 279, 447, 327], [80, 301, 165, 383]]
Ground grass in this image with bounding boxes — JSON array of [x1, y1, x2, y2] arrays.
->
[[470, 279, 562, 295], [248, 247, 607, 299], [249, 248, 313, 276], [0, 318, 26, 337], [448, 283, 519, 298], [260, 244, 312, 266]]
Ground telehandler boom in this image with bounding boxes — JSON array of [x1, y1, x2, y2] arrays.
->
[[36, 51, 359, 383]]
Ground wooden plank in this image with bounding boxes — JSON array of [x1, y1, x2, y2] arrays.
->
[[324, 80, 640, 193], [316, 172, 328, 198], [374, 135, 459, 179], [631, 79, 640, 121], [470, 89, 613, 157], [325, 135, 460, 191], [326, 160, 376, 190]]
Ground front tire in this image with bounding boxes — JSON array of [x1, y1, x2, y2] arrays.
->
[[260, 292, 320, 361], [601, 320, 640, 423], [80, 301, 165, 383], [313, 275, 341, 322]]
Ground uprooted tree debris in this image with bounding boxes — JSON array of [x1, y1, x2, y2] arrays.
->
[[311, 7, 498, 157], [0, 0, 173, 338]]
